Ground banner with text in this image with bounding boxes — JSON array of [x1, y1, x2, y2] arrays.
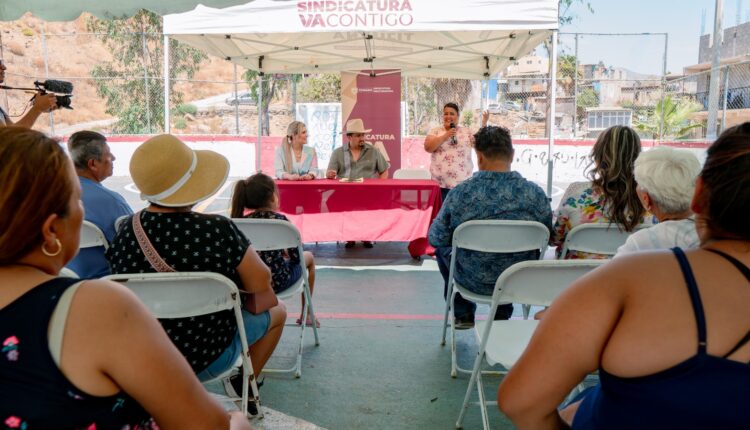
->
[[341, 70, 401, 176]]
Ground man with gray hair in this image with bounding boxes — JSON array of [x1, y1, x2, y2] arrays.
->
[[66, 130, 132, 278], [616, 146, 701, 255]]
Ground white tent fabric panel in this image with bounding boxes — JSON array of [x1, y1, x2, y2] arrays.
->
[[164, 0, 558, 79], [0, 0, 253, 22]]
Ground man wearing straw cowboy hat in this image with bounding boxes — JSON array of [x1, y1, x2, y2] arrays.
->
[[326, 118, 389, 181], [326, 118, 390, 249]]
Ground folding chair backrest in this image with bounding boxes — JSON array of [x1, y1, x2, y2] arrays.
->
[[80, 220, 109, 250], [493, 259, 605, 308], [453, 220, 549, 255], [233, 218, 302, 252], [114, 215, 129, 233], [103, 272, 238, 318], [561, 223, 648, 257], [393, 168, 431, 180], [60, 267, 79, 278]]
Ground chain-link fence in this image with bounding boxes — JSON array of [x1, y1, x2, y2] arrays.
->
[[663, 60, 750, 139], [0, 22, 729, 142]]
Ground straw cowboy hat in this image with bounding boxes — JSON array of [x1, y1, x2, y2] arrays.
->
[[344, 118, 371, 134], [130, 134, 229, 207]]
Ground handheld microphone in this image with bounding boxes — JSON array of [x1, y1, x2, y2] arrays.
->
[[34, 80, 74, 94], [449, 122, 457, 145]]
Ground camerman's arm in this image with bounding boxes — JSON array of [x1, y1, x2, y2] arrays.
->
[[11, 93, 57, 129]]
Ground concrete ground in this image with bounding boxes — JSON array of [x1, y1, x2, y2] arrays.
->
[[237, 242, 523, 430], [103, 172, 544, 429]]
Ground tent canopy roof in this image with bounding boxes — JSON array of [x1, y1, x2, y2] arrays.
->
[[0, 0, 252, 22], [164, 0, 558, 79]]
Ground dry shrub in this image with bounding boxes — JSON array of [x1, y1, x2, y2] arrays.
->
[[7, 41, 25, 56], [207, 117, 225, 133]]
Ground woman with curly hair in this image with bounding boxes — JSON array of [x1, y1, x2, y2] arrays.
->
[[551, 126, 651, 258]]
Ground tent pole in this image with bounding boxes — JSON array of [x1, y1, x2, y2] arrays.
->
[[256, 73, 263, 172], [706, 0, 724, 140], [546, 30, 559, 199], [163, 35, 170, 134]]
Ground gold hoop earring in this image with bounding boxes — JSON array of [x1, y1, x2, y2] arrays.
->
[[41, 238, 62, 257]]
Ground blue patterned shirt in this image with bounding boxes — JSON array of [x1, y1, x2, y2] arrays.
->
[[428, 170, 553, 294]]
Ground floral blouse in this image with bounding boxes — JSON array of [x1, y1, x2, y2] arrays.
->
[[428, 125, 474, 189], [552, 181, 654, 259]]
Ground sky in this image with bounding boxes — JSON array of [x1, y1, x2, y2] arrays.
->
[[560, 0, 740, 76]]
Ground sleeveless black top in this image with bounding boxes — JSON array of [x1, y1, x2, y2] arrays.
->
[[0, 277, 156, 429], [573, 247, 750, 429]]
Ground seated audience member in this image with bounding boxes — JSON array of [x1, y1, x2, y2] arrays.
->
[[616, 146, 702, 255], [428, 126, 553, 329], [275, 121, 319, 180], [498, 123, 750, 430], [0, 127, 249, 429], [551, 126, 653, 258], [231, 173, 319, 327], [106, 134, 286, 411], [326, 118, 389, 248], [0, 60, 58, 129], [66, 130, 132, 278]]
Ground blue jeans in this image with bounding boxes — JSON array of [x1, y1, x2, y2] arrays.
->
[[435, 246, 514, 320], [196, 309, 271, 381], [435, 246, 476, 319]]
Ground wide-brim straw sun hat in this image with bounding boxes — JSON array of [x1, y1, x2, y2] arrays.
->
[[344, 118, 372, 134], [130, 134, 229, 207]]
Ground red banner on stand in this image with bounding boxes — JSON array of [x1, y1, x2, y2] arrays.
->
[[341, 70, 401, 176]]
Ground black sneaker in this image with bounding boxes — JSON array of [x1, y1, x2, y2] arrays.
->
[[362, 241, 374, 248], [493, 304, 514, 321], [454, 314, 475, 330], [224, 374, 263, 416]]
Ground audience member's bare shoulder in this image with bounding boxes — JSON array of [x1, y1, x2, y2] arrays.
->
[[69, 279, 143, 313], [602, 249, 682, 285]]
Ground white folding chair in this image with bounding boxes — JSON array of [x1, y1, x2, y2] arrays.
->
[[59, 267, 79, 278], [393, 168, 431, 179], [114, 215, 130, 233], [80, 220, 109, 250], [456, 259, 605, 430], [103, 272, 262, 418], [560, 223, 651, 258], [440, 220, 550, 377], [233, 218, 320, 378]]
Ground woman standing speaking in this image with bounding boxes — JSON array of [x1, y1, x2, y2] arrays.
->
[[423, 103, 488, 201]]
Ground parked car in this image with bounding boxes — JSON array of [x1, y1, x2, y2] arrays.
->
[[225, 92, 254, 106], [501, 101, 521, 111], [487, 103, 502, 114]]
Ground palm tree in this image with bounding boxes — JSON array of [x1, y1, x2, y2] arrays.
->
[[635, 95, 702, 140], [557, 54, 580, 97]]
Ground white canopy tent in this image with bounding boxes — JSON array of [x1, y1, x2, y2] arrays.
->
[[0, 0, 253, 21], [164, 0, 560, 195], [164, 0, 557, 79]]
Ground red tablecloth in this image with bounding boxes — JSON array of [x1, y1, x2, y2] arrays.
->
[[276, 179, 442, 257]]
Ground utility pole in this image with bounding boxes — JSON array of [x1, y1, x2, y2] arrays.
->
[[707, 0, 724, 140]]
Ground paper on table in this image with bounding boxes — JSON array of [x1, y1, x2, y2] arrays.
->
[[339, 177, 364, 183]]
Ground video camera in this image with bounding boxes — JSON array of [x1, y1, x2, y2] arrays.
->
[[0, 79, 74, 109], [34, 80, 73, 110]]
